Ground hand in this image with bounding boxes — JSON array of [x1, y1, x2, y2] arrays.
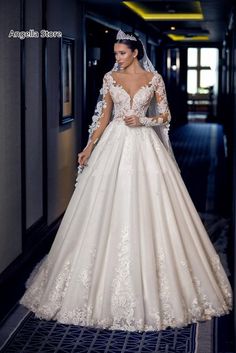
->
[[160, 112, 169, 123], [124, 114, 142, 127], [77, 143, 93, 167]]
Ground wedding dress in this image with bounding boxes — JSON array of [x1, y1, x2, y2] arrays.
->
[[20, 70, 232, 332]]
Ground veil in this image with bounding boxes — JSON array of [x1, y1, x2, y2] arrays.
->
[[76, 30, 180, 179]]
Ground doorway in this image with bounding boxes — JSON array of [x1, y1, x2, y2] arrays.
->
[[83, 19, 116, 146]]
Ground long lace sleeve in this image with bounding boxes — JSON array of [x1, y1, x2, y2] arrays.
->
[[139, 74, 171, 127], [75, 73, 113, 180], [85, 73, 113, 148]]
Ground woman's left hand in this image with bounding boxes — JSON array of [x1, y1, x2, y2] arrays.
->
[[124, 115, 142, 127]]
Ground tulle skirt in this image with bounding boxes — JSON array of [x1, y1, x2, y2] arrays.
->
[[20, 119, 232, 332]]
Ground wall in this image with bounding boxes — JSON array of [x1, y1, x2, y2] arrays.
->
[[46, 0, 83, 224], [0, 0, 22, 272], [25, 0, 43, 228], [0, 0, 83, 274]]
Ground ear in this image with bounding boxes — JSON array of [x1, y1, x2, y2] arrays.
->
[[133, 48, 138, 58]]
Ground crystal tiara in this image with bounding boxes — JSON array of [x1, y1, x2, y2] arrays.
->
[[116, 29, 137, 41]]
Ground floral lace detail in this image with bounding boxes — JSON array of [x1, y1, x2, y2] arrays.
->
[[150, 248, 176, 327], [20, 256, 49, 311], [153, 74, 171, 119], [75, 71, 175, 181], [210, 254, 232, 306], [111, 226, 137, 329], [78, 248, 97, 294], [20, 246, 232, 331], [109, 80, 155, 120], [88, 73, 110, 137], [139, 115, 170, 127], [20, 259, 72, 320], [57, 304, 95, 326], [75, 73, 111, 178], [180, 254, 232, 320], [139, 74, 171, 127]]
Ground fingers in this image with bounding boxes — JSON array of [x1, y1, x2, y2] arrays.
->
[[124, 116, 137, 126], [77, 153, 88, 167]]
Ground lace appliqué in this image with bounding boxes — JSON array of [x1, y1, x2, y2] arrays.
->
[[78, 248, 97, 293], [139, 73, 171, 127], [180, 254, 232, 321], [20, 258, 72, 320], [56, 248, 97, 325], [75, 73, 110, 179], [210, 254, 232, 306], [111, 226, 137, 330], [139, 116, 168, 127], [150, 248, 176, 328]]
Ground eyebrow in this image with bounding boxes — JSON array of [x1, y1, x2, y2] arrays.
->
[[113, 50, 126, 53]]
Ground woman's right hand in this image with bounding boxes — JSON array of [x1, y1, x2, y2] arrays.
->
[[77, 144, 93, 167]]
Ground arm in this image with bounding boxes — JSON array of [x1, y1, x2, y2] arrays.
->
[[77, 73, 113, 168], [85, 73, 113, 151], [139, 74, 171, 127]]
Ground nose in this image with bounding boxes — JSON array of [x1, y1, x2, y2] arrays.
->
[[116, 54, 122, 62]]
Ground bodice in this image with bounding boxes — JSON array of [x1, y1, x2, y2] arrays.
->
[[105, 71, 158, 121]]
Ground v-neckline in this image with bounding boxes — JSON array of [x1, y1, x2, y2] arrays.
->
[[110, 72, 156, 107]]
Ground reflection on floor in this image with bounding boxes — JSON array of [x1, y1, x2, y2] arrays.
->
[[170, 122, 234, 353], [188, 112, 208, 122], [170, 122, 227, 215]]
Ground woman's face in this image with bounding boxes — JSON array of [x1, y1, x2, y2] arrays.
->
[[114, 43, 138, 70]]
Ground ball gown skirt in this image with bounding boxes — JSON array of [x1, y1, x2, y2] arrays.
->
[[20, 117, 232, 332]]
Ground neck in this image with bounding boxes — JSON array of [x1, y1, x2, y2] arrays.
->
[[123, 59, 144, 74]]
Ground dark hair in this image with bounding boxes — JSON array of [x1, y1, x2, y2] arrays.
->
[[115, 32, 144, 60]]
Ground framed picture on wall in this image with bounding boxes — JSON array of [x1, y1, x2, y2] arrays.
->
[[60, 36, 74, 124]]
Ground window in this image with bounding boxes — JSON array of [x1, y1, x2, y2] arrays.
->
[[187, 48, 219, 95]]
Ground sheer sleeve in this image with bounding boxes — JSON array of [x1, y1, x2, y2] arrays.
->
[[139, 74, 171, 127], [75, 73, 113, 180], [84, 72, 113, 148]]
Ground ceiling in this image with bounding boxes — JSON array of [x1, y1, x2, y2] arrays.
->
[[81, 0, 234, 44]]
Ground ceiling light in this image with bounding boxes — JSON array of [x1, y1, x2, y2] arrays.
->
[[168, 34, 209, 41], [122, 1, 204, 21]]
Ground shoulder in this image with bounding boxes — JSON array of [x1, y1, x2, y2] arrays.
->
[[152, 71, 163, 80], [146, 71, 155, 81], [152, 72, 167, 90], [103, 70, 113, 79], [101, 71, 113, 87]]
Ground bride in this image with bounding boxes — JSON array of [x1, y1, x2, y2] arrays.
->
[[20, 29, 232, 332]]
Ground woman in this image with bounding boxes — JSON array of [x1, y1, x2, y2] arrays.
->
[[20, 29, 232, 332]]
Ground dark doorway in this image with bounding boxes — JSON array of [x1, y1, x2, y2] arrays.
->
[[83, 19, 116, 146]]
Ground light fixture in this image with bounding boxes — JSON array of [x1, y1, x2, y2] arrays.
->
[[168, 34, 209, 41], [170, 26, 176, 31], [122, 1, 204, 21]]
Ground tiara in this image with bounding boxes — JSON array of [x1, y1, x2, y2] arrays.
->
[[116, 29, 137, 41]]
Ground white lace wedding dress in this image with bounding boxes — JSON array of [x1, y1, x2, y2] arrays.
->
[[20, 71, 232, 332]]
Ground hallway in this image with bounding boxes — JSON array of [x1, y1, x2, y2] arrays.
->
[[0, 0, 236, 352]]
